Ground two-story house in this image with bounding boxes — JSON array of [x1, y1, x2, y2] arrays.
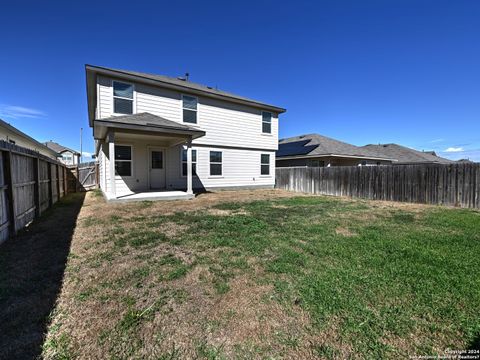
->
[[85, 65, 286, 201]]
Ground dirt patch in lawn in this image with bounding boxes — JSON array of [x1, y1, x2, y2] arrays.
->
[[335, 227, 357, 237], [206, 208, 249, 216]]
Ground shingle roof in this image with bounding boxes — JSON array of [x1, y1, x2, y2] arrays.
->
[[361, 144, 454, 164], [97, 112, 203, 132], [44, 141, 80, 155], [277, 134, 394, 160]]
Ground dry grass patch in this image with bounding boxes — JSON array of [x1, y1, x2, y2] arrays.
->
[[36, 190, 480, 359], [335, 227, 357, 237], [206, 208, 249, 216]]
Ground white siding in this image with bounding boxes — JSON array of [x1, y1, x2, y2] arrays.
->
[[96, 76, 279, 151], [96, 74, 280, 193], [167, 146, 275, 189], [101, 140, 275, 197], [0, 126, 58, 159]]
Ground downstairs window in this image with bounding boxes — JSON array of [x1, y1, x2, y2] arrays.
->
[[114, 145, 132, 176]]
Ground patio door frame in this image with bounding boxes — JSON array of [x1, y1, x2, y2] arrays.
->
[[147, 146, 167, 190]]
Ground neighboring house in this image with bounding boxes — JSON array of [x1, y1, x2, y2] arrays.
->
[[0, 118, 58, 159], [276, 133, 395, 167], [44, 141, 81, 165], [361, 144, 454, 165], [85, 65, 286, 201]]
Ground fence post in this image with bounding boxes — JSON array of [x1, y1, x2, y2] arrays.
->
[[48, 162, 53, 207], [56, 163, 60, 200], [62, 165, 67, 196], [76, 165, 80, 192], [4, 150, 17, 235], [63, 166, 67, 195], [33, 154, 40, 217]]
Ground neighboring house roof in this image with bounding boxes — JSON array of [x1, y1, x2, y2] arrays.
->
[[85, 65, 286, 126], [361, 144, 454, 164], [93, 112, 206, 141], [456, 158, 473, 163], [277, 133, 396, 161], [44, 141, 80, 155], [0, 118, 59, 157]]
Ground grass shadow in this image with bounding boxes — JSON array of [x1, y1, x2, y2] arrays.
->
[[468, 334, 480, 350], [0, 192, 85, 359]]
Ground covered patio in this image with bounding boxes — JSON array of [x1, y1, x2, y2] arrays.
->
[[94, 113, 205, 201]]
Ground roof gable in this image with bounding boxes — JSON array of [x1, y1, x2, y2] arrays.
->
[[44, 141, 80, 155]]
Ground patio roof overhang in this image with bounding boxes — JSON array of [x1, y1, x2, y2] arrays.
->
[[94, 113, 205, 155], [94, 112, 205, 139]]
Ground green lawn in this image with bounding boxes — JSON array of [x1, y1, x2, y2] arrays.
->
[[42, 191, 480, 359]]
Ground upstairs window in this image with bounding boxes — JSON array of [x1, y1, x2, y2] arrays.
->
[[261, 154, 270, 175], [114, 145, 132, 176], [113, 81, 134, 114], [262, 111, 272, 134], [182, 95, 197, 124], [210, 151, 222, 176], [182, 149, 197, 176]]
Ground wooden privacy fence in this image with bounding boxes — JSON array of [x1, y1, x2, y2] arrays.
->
[[0, 141, 69, 244], [67, 161, 98, 193], [276, 163, 480, 209]]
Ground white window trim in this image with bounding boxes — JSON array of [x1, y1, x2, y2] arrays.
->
[[181, 94, 199, 125], [260, 153, 271, 177], [112, 80, 136, 116], [209, 150, 223, 177], [114, 143, 134, 178], [180, 147, 198, 178], [262, 111, 272, 134]]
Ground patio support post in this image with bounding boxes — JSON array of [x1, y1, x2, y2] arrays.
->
[[186, 138, 193, 195], [108, 131, 116, 199]]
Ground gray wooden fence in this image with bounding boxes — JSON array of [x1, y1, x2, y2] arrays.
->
[[276, 163, 480, 209], [66, 161, 98, 193], [0, 141, 69, 244]]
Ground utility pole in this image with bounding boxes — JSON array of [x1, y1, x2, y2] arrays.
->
[[80, 127, 83, 164]]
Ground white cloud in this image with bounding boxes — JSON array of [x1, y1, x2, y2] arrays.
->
[[444, 147, 464, 153], [81, 151, 93, 159], [0, 104, 46, 119], [438, 148, 480, 162]]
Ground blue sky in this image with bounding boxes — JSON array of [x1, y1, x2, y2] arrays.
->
[[1, 0, 479, 161]]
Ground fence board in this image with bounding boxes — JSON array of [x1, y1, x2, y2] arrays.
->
[[11, 153, 36, 230], [276, 163, 480, 209], [0, 152, 8, 244], [51, 163, 58, 204], [39, 160, 50, 213], [0, 141, 71, 241]]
